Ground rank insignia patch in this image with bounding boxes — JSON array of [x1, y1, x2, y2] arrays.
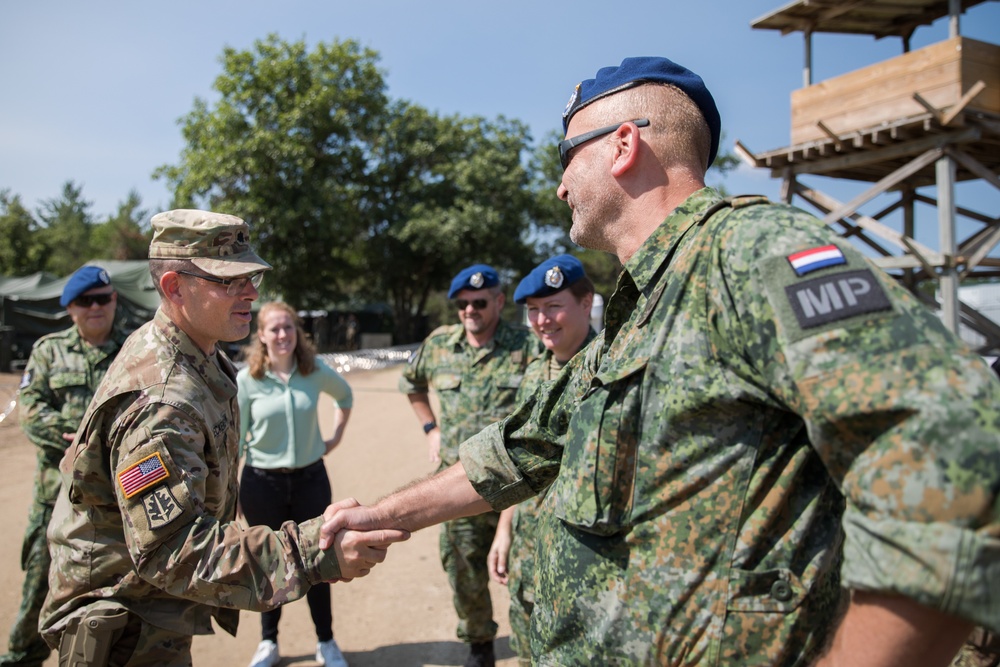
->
[[119, 452, 170, 499], [787, 244, 846, 276]]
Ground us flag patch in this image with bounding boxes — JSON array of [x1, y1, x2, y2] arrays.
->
[[787, 245, 846, 276], [119, 453, 170, 499]]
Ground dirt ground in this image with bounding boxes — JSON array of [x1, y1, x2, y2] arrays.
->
[[0, 367, 517, 667]]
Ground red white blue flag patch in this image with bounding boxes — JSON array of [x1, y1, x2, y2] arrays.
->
[[119, 453, 170, 499], [787, 245, 846, 276]]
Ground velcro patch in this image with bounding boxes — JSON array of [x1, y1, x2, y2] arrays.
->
[[787, 244, 846, 276], [19, 371, 31, 389], [785, 268, 892, 329], [118, 452, 170, 499], [142, 486, 183, 530]]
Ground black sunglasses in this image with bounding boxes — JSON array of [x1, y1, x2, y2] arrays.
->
[[72, 293, 115, 308], [455, 298, 489, 311], [558, 118, 650, 170], [176, 270, 264, 296]]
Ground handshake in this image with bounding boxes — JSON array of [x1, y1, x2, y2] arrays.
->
[[316, 497, 405, 582]]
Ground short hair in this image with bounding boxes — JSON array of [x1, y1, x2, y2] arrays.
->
[[148, 258, 196, 298], [243, 301, 317, 379], [591, 82, 712, 172], [568, 275, 596, 301]]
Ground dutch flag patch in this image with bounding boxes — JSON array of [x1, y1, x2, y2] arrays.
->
[[787, 245, 846, 276]]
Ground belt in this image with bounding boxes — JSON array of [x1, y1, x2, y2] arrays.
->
[[252, 459, 324, 475]]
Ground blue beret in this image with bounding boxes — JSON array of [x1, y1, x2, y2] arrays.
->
[[448, 264, 500, 299], [514, 255, 586, 304], [562, 56, 721, 168], [60, 266, 112, 307]]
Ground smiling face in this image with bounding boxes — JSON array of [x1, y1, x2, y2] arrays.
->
[[173, 270, 259, 355], [257, 306, 297, 363], [454, 287, 504, 338], [67, 286, 117, 345], [525, 288, 593, 362]]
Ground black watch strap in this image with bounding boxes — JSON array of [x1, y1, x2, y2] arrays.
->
[[422, 420, 438, 434]]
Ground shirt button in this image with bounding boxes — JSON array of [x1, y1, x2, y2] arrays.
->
[[770, 580, 793, 602]]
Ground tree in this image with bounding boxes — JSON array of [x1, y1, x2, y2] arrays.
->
[[154, 35, 388, 308], [0, 190, 46, 275], [36, 181, 94, 275], [90, 190, 151, 260]]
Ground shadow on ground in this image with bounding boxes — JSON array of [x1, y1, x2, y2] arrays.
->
[[326, 636, 515, 666]]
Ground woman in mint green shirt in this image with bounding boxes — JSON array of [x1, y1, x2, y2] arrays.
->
[[237, 301, 353, 667]]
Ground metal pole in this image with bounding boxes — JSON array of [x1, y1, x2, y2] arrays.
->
[[937, 155, 959, 333], [949, 0, 961, 37], [903, 189, 915, 292], [804, 28, 813, 87]]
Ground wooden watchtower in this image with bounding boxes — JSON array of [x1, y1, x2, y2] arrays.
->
[[737, 0, 1000, 353]]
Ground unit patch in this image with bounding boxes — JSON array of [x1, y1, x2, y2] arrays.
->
[[787, 244, 846, 276], [142, 486, 182, 530], [785, 268, 892, 329], [119, 452, 170, 499]]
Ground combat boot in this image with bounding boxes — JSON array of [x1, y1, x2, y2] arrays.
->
[[464, 640, 495, 667]]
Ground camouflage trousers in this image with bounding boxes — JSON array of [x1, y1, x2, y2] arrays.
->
[[0, 499, 54, 667], [951, 628, 1000, 667], [507, 507, 536, 667], [440, 510, 500, 644]]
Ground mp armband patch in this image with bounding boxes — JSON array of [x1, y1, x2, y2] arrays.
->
[[118, 452, 170, 499], [784, 268, 892, 329]]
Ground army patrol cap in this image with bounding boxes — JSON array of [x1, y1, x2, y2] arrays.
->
[[562, 56, 721, 167], [514, 254, 587, 304], [148, 209, 271, 278], [448, 264, 499, 299]]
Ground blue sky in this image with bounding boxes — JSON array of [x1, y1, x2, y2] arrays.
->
[[1, 0, 997, 245]]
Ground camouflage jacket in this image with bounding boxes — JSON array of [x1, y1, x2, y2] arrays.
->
[[399, 319, 536, 466], [461, 188, 1000, 665], [40, 308, 340, 644], [19, 324, 126, 504]]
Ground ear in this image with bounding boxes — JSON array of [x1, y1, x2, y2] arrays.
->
[[610, 121, 642, 178], [496, 292, 506, 309], [580, 292, 594, 312], [159, 272, 184, 306]]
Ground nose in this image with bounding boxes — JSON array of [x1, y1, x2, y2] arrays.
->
[[556, 180, 568, 201]]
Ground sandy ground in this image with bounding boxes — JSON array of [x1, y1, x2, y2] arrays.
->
[[0, 367, 517, 667]]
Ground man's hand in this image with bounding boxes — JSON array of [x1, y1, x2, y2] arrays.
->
[[320, 499, 385, 550], [426, 428, 441, 463], [329, 526, 409, 581]]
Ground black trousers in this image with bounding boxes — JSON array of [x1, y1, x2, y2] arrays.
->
[[239, 460, 334, 643]]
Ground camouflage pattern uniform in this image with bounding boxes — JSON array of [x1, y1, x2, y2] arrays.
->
[[1, 325, 125, 667], [953, 628, 1000, 667], [460, 188, 1000, 665], [39, 308, 342, 660], [505, 330, 596, 665], [400, 319, 536, 644]]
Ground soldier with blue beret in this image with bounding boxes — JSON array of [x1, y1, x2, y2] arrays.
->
[[40, 210, 408, 666], [324, 55, 1000, 666], [399, 262, 536, 667], [1, 265, 126, 667]]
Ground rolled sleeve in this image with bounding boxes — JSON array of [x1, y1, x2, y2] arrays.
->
[[459, 422, 536, 510], [294, 515, 343, 583]]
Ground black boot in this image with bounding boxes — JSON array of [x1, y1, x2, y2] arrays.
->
[[464, 640, 495, 667]]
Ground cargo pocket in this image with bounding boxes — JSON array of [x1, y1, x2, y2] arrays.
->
[[719, 568, 808, 665], [550, 355, 647, 536]]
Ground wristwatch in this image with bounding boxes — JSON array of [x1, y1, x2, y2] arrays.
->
[[422, 420, 438, 434]]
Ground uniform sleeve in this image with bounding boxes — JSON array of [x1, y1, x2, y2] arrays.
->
[[398, 341, 430, 395], [317, 360, 353, 408], [19, 341, 73, 463], [112, 403, 341, 610], [236, 370, 251, 459], [711, 204, 1000, 631]]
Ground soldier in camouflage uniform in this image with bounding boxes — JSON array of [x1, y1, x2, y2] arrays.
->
[[323, 57, 1000, 665], [487, 255, 597, 667], [399, 264, 536, 667], [1, 266, 125, 667], [39, 210, 407, 667]]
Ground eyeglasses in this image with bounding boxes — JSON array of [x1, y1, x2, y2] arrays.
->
[[558, 118, 650, 170], [72, 293, 115, 308], [176, 270, 264, 296], [454, 298, 490, 311]]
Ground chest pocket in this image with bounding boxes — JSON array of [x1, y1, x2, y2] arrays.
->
[[434, 371, 462, 392], [490, 373, 524, 420], [49, 370, 87, 391], [548, 353, 648, 536]]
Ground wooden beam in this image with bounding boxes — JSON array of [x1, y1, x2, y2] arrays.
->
[[941, 80, 987, 126], [945, 146, 1000, 191], [912, 91, 944, 124], [733, 140, 762, 168], [816, 120, 844, 150], [961, 222, 1000, 277]]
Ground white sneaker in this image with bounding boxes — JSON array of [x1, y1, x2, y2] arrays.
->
[[316, 639, 349, 667], [248, 639, 280, 667]]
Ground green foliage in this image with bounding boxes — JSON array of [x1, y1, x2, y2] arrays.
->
[[90, 190, 152, 260], [0, 190, 46, 275], [36, 182, 94, 275]]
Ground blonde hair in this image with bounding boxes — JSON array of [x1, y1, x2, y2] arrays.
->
[[244, 301, 317, 379]]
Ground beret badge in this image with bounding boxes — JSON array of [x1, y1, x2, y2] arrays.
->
[[470, 272, 485, 288], [544, 267, 565, 289]]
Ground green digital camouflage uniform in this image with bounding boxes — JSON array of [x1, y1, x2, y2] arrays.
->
[[460, 188, 1000, 666], [505, 330, 596, 665], [400, 319, 536, 644], [39, 308, 342, 662], [1, 325, 125, 667]]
